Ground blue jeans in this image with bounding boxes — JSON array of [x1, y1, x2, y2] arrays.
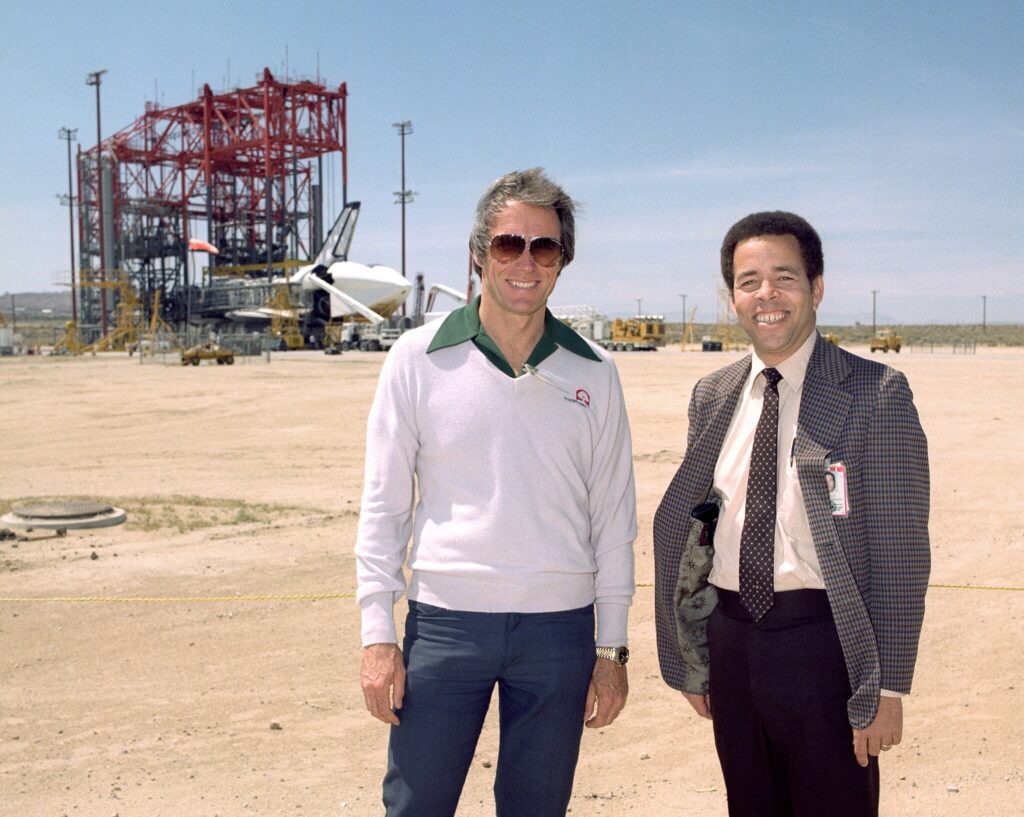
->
[[382, 601, 596, 817]]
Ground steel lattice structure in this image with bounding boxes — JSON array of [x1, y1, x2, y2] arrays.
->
[[76, 68, 348, 337]]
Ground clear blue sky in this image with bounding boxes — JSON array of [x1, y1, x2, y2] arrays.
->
[[1, 1, 1021, 324]]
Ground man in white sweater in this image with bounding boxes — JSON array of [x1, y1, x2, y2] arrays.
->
[[356, 168, 637, 817]]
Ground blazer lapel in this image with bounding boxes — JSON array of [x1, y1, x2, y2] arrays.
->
[[794, 337, 851, 479], [655, 357, 749, 543], [795, 336, 852, 525], [681, 357, 750, 507], [696, 359, 749, 471]]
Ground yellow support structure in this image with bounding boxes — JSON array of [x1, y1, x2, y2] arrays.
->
[[714, 287, 741, 351], [80, 272, 145, 354], [268, 285, 305, 349], [141, 291, 181, 355], [680, 306, 697, 350], [211, 259, 308, 278], [53, 321, 85, 355]]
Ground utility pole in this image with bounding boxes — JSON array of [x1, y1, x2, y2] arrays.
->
[[58, 127, 79, 327], [871, 289, 879, 336], [392, 121, 413, 279], [679, 292, 688, 349], [981, 295, 987, 333], [636, 298, 643, 317], [392, 121, 416, 316], [86, 69, 109, 336]]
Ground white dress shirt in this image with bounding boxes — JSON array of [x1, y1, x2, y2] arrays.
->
[[710, 331, 824, 592]]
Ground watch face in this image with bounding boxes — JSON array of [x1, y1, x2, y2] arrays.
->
[[617, 647, 630, 665]]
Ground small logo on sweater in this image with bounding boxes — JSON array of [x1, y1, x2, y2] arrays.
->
[[563, 388, 591, 408]]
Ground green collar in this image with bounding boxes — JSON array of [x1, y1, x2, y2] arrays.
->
[[427, 296, 601, 377]]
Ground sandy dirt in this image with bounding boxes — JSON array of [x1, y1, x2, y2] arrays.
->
[[1, 345, 1022, 817]]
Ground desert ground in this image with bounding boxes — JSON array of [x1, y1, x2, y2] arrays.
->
[[1, 343, 1022, 817]]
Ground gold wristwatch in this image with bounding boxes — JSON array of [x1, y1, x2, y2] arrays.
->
[[596, 646, 629, 665]]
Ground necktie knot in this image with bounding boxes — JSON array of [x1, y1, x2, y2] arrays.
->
[[762, 367, 783, 390]]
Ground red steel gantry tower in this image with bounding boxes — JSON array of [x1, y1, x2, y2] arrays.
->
[[76, 68, 348, 338]]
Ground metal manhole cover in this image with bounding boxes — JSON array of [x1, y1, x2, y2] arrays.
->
[[2, 501, 126, 530], [11, 501, 114, 519]]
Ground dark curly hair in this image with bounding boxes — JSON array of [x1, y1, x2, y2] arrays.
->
[[720, 211, 823, 289]]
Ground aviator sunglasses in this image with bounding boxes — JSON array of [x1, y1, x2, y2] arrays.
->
[[488, 233, 564, 267]]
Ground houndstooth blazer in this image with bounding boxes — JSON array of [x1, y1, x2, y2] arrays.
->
[[653, 333, 930, 729]]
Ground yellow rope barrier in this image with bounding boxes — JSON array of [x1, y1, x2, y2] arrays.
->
[[0, 592, 355, 604], [927, 582, 1024, 592], [1, 583, 1021, 604]]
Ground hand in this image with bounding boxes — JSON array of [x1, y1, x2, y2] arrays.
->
[[682, 691, 712, 720], [852, 696, 902, 767], [584, 658, 628, 728], [360, 643, 405, 726]]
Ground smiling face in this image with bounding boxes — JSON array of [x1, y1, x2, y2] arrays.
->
[[731, 234, 824, 366], [475, 201, 562, 323]]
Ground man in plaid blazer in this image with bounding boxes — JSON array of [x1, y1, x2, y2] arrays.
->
[[653, 211, 929, 816]]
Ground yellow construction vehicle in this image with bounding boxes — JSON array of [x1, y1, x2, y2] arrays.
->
[[870, 329, 902, 353], [598, 315, 665, 351], [181, 342, 235, 366]]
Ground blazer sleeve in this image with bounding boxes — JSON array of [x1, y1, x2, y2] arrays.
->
[[653, 379, 707, 692], [862, 368, 930, 693]]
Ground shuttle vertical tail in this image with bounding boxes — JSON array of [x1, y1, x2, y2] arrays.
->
[[313, 201, 361, 266]]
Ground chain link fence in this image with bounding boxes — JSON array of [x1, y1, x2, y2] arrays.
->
[[138, 331, 272, 365]]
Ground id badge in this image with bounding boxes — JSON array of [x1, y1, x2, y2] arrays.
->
[[826, 462, 849, 517]]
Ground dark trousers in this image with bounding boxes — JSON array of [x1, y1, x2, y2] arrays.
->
[[708, 589, 879, 817], [382, 601, 596, 817]]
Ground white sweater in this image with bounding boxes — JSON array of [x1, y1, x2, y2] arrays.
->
[[355, 320, 636, 647]]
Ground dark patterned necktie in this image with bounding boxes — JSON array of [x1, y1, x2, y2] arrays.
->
[[739, 367, 783, 621]]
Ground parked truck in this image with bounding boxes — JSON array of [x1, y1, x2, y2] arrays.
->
[[324, 318, 409, 353], [870, 329, 902, 353], [596, 315, 666, 351], [180, 342, 235, 365]]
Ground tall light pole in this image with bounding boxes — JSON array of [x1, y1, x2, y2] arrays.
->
[[871, 289, 879, 336], [636, 298, 643, 317], [981, 295, 987, 333], [392, 120, 415, 317], [87, 69, 109, 335], [679, 292, 687, 324], [58, 127, 78, 327]]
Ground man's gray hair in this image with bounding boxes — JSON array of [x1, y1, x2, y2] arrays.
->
[[469, 167, 577, 275]]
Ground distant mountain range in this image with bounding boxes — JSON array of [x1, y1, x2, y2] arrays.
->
[[1, 290, 74, 317]]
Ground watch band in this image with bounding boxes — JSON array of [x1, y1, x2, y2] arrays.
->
[[596, 645, 629, 665]]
